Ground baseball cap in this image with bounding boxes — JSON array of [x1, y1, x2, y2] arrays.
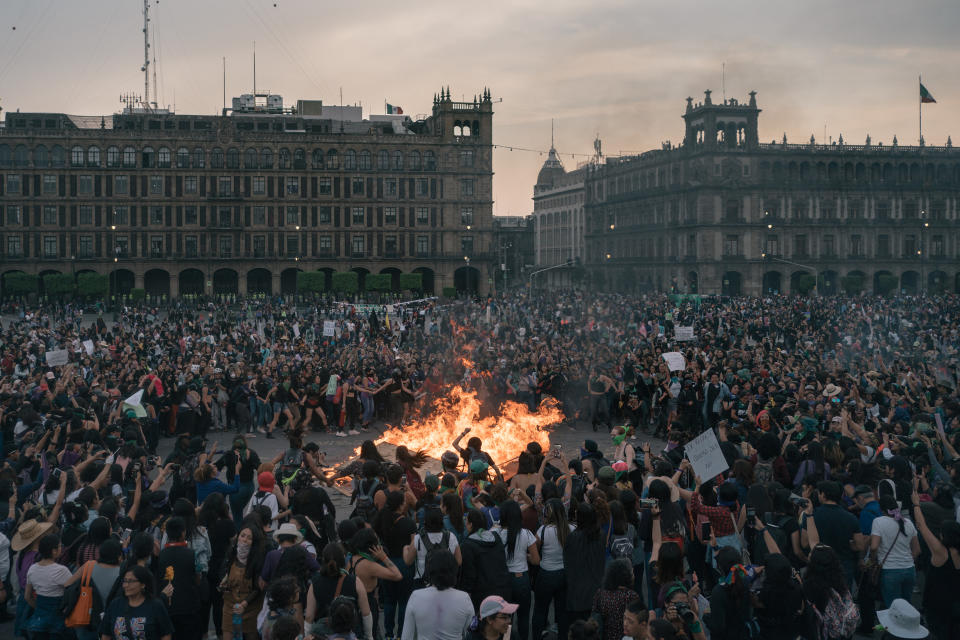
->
[[479, 595, 518, 620]]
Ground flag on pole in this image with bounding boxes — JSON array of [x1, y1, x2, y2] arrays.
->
[[920, 83, 936, 104], [386, 103, 403, 115]]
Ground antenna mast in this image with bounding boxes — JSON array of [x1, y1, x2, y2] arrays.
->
[[253, 41, 256, 97], [142, 0, 151, 110]]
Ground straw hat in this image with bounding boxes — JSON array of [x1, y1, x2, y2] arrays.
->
[[273, 522, 304, 544], [823, 384, 842, 398], [11, 519, 54, 552], [877, 599, 928, 639]]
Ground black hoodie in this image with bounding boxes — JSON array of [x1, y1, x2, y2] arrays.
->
[[459, 529, 510, 609]]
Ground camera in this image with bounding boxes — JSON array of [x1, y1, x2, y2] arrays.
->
[[788, 495, 808, 508], [674, 601, 696, 624], [638, 498, 658, 509]]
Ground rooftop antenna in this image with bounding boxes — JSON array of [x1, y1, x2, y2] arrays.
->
[[339, 86, 344, 133], [151, 17, 159, 108], [722, 62, 725, 103], [222, 57, 226, 114], [253, 41, 256, 97], [141, 0, 151, 110], [550, 118, 555, 150]]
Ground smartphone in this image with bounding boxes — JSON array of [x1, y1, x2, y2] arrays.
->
[[746, 505, 756, 520], [638, 498, 658, 509], [701, 521, 712, 539], [764, 512, 774, 526]]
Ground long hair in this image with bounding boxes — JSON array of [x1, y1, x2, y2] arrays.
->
[[441, 491, 465, 535], [544, 498, 570, 548], [172, 498, 200, 541], [602, 557, 634, 591], [805, 545, 849, 609], [359, 440, 385, 463], [806, 442, 827, 482], [396, 445, 428, 470], [878, 494, 906, 535], [499, 500, 522, 560], [225, 525, 267, 582], [716, 545, 749, 607], [319, 542, 346, 579], [588, 489, 611, 523], [198, 491, 231, 529], [576, 502, 600, 541]]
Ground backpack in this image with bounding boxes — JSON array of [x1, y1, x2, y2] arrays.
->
[[350, 477, 380, 522], [753, 460, 774, 485], [752, 516, 791, 564], [609, 534, 634, 560], [814, 588, 860, 639], [273, 545, 312, 595], [416, 528, 450, 580]]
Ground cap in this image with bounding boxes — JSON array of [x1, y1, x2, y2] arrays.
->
[[597, 466, 616, 483], [479, 595, 519, 620], [469, 459, 489, 474], [258, 471, 276, 492]]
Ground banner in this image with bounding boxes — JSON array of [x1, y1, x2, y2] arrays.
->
[[661, 351, 686, 371], [45, 349, 70, 367], [675, 326, 695, 341], [685, 428, 729, 481], [323, 320, 336, 337]]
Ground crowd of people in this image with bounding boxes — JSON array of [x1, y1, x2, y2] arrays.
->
[[1, 290, 959, 640]]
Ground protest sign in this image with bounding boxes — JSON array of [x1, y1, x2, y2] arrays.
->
[[661, 351, 686, 371], [123, 389, 148, 418], [323, 320, 336, 337], [675, 326, 695, 341], [685, 428, 729, 480], [82, 340, 95, 355], [45, 349, 69, 367]]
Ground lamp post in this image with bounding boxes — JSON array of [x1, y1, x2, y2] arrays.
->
[[920, 210, 928, 294]]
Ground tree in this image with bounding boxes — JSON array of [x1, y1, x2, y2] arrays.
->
[[331, 272, 359, 294], [840, 274, 864, 294], [43, 273, 75, 297], [365, 274, 393, 292], [442, 286, 458, 298], [876, 274, 899, 295], [3, 272, 38, 297], [77, 273, 109, 298], [130, 288, 146, 302], [296, 271, 325, 294], [399, 273, 423, 292], [795, 274, 817, 295]]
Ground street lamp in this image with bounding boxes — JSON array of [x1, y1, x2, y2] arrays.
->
[[920, 210, 928, 293]]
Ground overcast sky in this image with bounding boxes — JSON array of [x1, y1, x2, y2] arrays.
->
[[2, 0, 958, 217]]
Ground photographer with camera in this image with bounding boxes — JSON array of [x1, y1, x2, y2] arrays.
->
[[658, 582, 705, 640]]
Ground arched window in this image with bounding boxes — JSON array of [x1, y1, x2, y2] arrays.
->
[[85, 146, 100, 167], [377, 150, 389, 170], [311, 149, 324, 169], [424, 151, 436, 171], [0, 144, 10, 167], [392, 150, 403, 170], [176, 147, 190, 168], [193, 147, 205, 168], [343, 149, 356, 170], [462, 123, 471, 136], [34, 145, 50, 168], [226, 147, 239, 169], [107, 146, 121, 167], [71, 145, 85, 167], [244, 148, 258, 169], [261, 148, 273, 169], [293, 148, 305, 169], [211, 147, 224, 169], [142, 146, 155, 168], [278, 148, 290, 169], [157, 147, 171, 168], [407, 150, 421, 170], [358, 150, 371, 170], [326, 149, 339, 169], [14, 145, 29, 168], [51, 145, 66, 167], [123, 146, 137, 167]]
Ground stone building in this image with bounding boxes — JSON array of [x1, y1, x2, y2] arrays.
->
[[585, 90, 960, 295], [492, 214, 534, 290], [0, 88, 494, 298], [531, 145, 588, 288]]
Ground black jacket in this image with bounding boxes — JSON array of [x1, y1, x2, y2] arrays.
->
[[459, 530, 510, 608]]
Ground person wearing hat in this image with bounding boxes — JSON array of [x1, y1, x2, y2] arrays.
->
[[11, 518, 54, 636], [243, 471, 281, 528], [465, 595, 518, 640], [259, 522, 320, 589], [877, 599, 929, 639]]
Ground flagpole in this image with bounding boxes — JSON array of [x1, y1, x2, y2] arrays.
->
[[919, 74, 922, 145]]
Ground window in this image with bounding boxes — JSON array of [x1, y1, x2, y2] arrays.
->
[[286, 236, 299, 256], [311, 149, 324, 169], [416, 178, 428, 197], [293, 149, 305, 169], [123, 146, 137, 167], [177, 147, 190, 168], [326, 149, 339, 169], [377, 150, 389, 170], [260, 148, 272, 169], [5, 174, 21, 194], [158, 147, 171, 168], [723, 234, 740, 256], [933, 235, 945, 257], [460, 179, 474, 197], [6, 236, 21, 256], [211, 148, 224, 169], [218, 208, 232, 227], [878, 234, 890, 256], [318, 177, 332, 195], [218, 177, 232, 196], [244, 148, 258, 169], [150, 176, 163, 195], [792, 200, 807, 220], [44, 236, 57, 258], [286, 207, 300, 225], [185, 207, 197, 225], [460, 207, 474, 225], [416, 207, 429, 225], [821, 200, 836, 220], [33, 145, 49, 168], [461, 236, 474, 255], [385, 235, 397, 256], [107, 146, 121, 167], [142, 146, 155, 168], [112, 206, 129, 225], [115, 175, 129, 195], [822, 234, 835, 256], [185, 236, 198, 257], [6, 206, 21, 225], [358, 150, 371, 170], [78, 236, 93, 258], [226, 148, 239, 169], [150, 236, 163, 257], [43, 175, 57, 195], [115, 237, 129, 256], [850, 234, 862, 257], [184, 176, 198, 194], [765, 234, 778, 256], [460, 149, 474, 168], [876, 201, 890, 220], [86, 146, 100, 167], [219, 236, 232, 257], [344, 149, 356, 170], [384, 207, 397, 225], [43, 206, 57, 225], [352, 236, 365, 255], [424, 151, 436, 171], [794, 234, 808, 257], [71, 145, 84, 166], [150, 206, 164, 225], [392, 151, 403, 170], [279, 148, 290, 169], [319, 207, 331, 224], [352, 178, 364, 195], [407, 151, 421, 170], [78, 175, 93, 195], [904, 234, 917, 257], [848, 200, 863, 220], [352, 207, 365, 224], [385, 179, 397, 197], [253, 236, 266, 257], [253, 206, 266, 225], [416, 235, 429, 255], [286, 177, 299, 195], [319, 235, 332, 254], [252, 176, 265, 195]]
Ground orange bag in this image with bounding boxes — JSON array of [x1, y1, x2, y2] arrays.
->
[[65, 561, 95, 628]]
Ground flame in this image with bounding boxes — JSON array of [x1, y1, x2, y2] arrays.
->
[[458, 356, 475, 369], [369, 386, 563, 467]]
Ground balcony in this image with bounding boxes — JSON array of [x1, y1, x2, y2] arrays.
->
[[351, 251, 366, 258], [150, 251, 165, 259], [383, 250, 399, 259]]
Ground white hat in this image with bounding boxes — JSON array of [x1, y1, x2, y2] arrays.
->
[[877, 599, 928, 639], [272, 522, 304, 544]]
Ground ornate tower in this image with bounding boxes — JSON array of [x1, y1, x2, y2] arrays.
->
[[683, 89, 760, 150]]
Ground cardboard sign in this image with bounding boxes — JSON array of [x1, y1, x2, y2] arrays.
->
[[323, 320, 336, 337], [685, 428, 729, 481], [82, 340, 95, 355], [662, 352, 686, 372], [45, 349, 70, 367], [675, 326, 695, 341], [936, 412, 946, 436]]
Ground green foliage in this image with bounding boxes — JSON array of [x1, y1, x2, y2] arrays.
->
[[130, 288, 146, 301], [296, 271, 326, 293], [876, 274, 899, 295], [3, 272, 38, 297], [77, 273, 109, 297], [840, 274, 864, 294], [43, 273, 75, 297], [442, 286, 458, 298], [795, 274, 817, 294], [331, 271, 359, 294], [399, 273, 423, 291], [365, 274, 393, 292]]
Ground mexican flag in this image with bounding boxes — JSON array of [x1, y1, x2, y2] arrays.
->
[[386, 103, 403, 114], [920, 83, 936, 104]]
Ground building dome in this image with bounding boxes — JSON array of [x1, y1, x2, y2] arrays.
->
[[536, 146, 565, 188]]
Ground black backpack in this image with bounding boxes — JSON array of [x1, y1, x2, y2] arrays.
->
[[416, 528, 450, 580], [350, 477, 380, 522]]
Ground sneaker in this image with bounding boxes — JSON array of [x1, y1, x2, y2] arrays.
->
[[257, 427, 266, 434], [265, 432, 274, 439], [336, 431, 347, 437], [348, 429, 360, 435]]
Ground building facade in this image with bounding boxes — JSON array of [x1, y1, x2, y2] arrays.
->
[[531, 147, 587, 288], [0, 88, 494, 298], [492, 215, 534, 290], [585, 90, 960, 295]]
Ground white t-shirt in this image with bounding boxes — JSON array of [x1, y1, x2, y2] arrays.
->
[[400, 586, 474, 640], [871, 516, 917, 570], [26, 562, 73, 597], [412, 531, 459, 579], [537, 524, 575, 571], [243, 490, 279, 524], [494, 527, 537, 573]]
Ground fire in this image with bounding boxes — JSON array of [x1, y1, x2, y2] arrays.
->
[[458, 356, 475, 369], [372, 386, 563, 467]]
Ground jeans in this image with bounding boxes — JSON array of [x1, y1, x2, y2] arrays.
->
[[380, 556, 413, 637], [508, 572, 532, 640], [880, 566, 916, 608], [361, 395, 374, 424], [532, 568, 567, 640]]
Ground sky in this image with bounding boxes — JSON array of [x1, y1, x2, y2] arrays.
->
[[1, 0, 959, 217]]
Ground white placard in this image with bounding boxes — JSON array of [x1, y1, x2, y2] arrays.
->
[[675, 326, 695, 341], [82, 340, 95, 355], [685, 428, 729, 481], [661, 351, 686, 371], [323, 320, 336, 337], [45, 349, 70, 367]]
